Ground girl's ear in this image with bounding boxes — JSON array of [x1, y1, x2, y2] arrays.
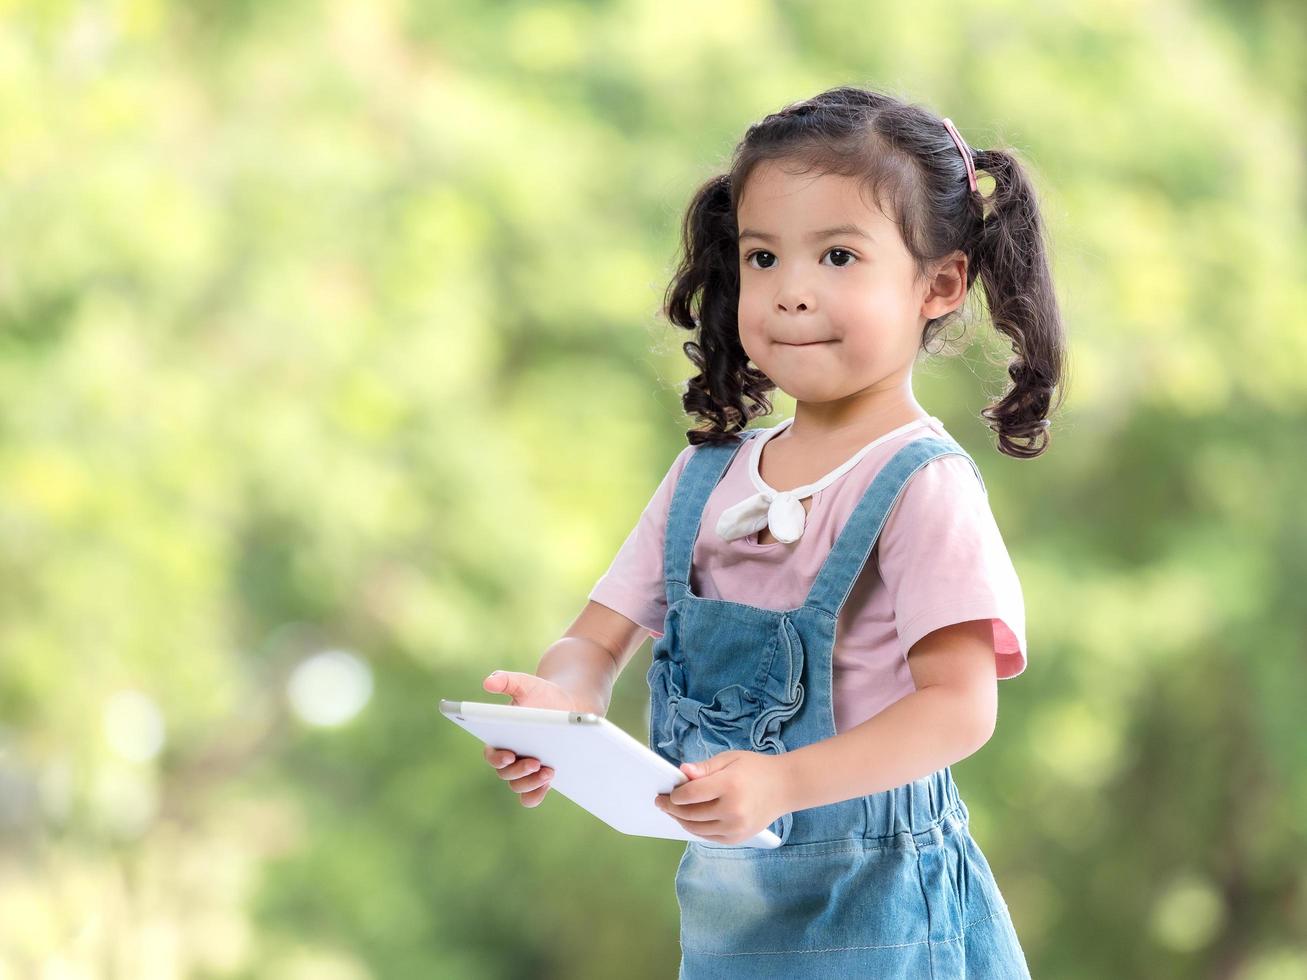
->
[[920, 250, 968, 320]]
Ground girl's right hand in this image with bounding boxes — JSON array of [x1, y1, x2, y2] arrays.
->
[[481, 670, 579, 808]]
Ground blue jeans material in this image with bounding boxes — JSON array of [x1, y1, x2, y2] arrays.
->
[[647, 430, 1032, 978]]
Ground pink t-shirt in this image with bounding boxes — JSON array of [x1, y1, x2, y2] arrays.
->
[[588, 416, 1027, 734]]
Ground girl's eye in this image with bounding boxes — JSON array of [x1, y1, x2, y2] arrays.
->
[[742, 248, 857, 270]]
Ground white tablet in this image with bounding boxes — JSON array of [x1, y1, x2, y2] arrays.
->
[[441, 699, 782, 849]]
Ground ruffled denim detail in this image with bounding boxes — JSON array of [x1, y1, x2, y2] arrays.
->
[[653, 666, 762, 760], [647, 611, 806, 765], [749, 613, 805, 754]]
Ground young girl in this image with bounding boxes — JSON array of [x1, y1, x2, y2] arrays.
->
[[482, 84, 1065, 977]]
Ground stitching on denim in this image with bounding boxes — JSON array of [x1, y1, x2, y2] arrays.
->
[[964, 907, 1005, 930], [913, 823, 937, 980], [684, 937, 931, 956], [750, 619, 782, 693], [927, 907, 1008, 947], [683, 909, 1008, 958], [691, 837, 913, 858], [689, 802, 968, 857]]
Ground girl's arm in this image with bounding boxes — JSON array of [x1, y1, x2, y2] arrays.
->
[[533, 600, 650, 716], [773, 617, 999, 813]]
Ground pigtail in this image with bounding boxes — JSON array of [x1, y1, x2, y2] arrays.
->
[[971, 147, 1068, 459], [663, 174, 776, 446]]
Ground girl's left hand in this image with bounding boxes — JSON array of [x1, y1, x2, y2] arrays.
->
[[654, 750, 790, 845]]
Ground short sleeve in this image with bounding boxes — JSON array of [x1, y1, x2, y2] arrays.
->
[[873, 453, 1027, 679], [587, 444, 696, 640]]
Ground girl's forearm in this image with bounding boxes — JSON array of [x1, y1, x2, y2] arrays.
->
[[773, 684, 992, 814], [534, 637, 619, 716]]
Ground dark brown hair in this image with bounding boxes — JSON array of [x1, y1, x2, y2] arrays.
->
[[663, 84, 1067, 458]]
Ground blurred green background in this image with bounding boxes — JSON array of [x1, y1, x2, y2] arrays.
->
[[2, 0, 1306, 977]]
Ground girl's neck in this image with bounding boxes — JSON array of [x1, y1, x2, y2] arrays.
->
[[785, 392, 930, 446]]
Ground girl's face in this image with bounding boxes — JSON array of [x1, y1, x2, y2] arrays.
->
[[735, 161, 962, 406]]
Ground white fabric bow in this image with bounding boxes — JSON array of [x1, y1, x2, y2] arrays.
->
[[714, 414, 940, 546], [716, 489, 809, 544]]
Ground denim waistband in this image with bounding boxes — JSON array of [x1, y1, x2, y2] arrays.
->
[[789, 767, 970, 848]]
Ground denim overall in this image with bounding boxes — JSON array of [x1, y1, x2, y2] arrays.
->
[[647, 429, 1032, 978]]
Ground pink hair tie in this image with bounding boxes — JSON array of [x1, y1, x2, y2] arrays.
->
[[942, 117, 978, 193]]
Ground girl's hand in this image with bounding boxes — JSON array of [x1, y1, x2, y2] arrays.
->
[[654, 750, 790, 845], [481, 670, 581, 807]]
